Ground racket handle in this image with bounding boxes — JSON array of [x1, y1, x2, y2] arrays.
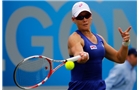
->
[[67, 55, 81, 62]]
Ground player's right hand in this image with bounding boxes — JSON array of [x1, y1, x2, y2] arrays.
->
[[77, 52, 89, 64]]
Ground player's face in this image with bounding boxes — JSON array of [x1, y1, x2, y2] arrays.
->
[[72, 11, 92, 31]]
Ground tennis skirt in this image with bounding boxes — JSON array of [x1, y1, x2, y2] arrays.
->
[[68, 80, 106, 90]]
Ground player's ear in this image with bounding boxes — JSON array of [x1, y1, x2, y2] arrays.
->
[[71, 17, 75, 23], [90, 15, 92, 20]]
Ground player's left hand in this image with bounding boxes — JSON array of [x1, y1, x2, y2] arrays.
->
[[118, 26, 131, 42]]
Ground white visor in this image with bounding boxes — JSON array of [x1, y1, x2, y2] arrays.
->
[[72, 1, 91, 17]]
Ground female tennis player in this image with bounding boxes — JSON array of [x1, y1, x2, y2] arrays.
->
[[67, 1, 131, 90]]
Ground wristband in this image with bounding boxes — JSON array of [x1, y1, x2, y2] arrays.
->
[[122, 40, 130, 46]]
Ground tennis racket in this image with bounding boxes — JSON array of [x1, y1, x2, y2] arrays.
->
[[13, 55, 81, 90]]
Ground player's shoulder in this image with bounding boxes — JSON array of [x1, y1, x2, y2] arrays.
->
[[96, 34, 107, 44], [68, 31, 81, 41], [68, 31, 84, 48], [96, 34, 104, 40]]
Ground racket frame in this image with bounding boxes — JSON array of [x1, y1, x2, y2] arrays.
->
[[13, 55, 80, 89]]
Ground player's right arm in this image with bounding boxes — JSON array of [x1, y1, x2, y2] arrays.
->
[[68, 32, 89, 63]]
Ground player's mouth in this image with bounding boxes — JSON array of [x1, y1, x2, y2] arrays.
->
[[83, 23, 88, 26]]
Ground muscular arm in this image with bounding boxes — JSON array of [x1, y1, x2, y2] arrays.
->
[[98, 35, 128, 63], [98, 26, 131, 63], [68, 32, 89, 63], [105, 41, 128, 63]]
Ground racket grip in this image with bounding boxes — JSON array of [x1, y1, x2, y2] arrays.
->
[[67, 55, 81, 62]]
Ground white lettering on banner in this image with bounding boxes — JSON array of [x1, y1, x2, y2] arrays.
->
[[5, 6, 53, 71]]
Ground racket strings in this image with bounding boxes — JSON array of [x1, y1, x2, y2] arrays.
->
[[15, 58, 50, 87]]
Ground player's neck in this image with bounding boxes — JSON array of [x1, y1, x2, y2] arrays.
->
[[80, 29, 93, 37]]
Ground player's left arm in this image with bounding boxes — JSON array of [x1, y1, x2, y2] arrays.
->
[[98, 26, 131, 63]]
